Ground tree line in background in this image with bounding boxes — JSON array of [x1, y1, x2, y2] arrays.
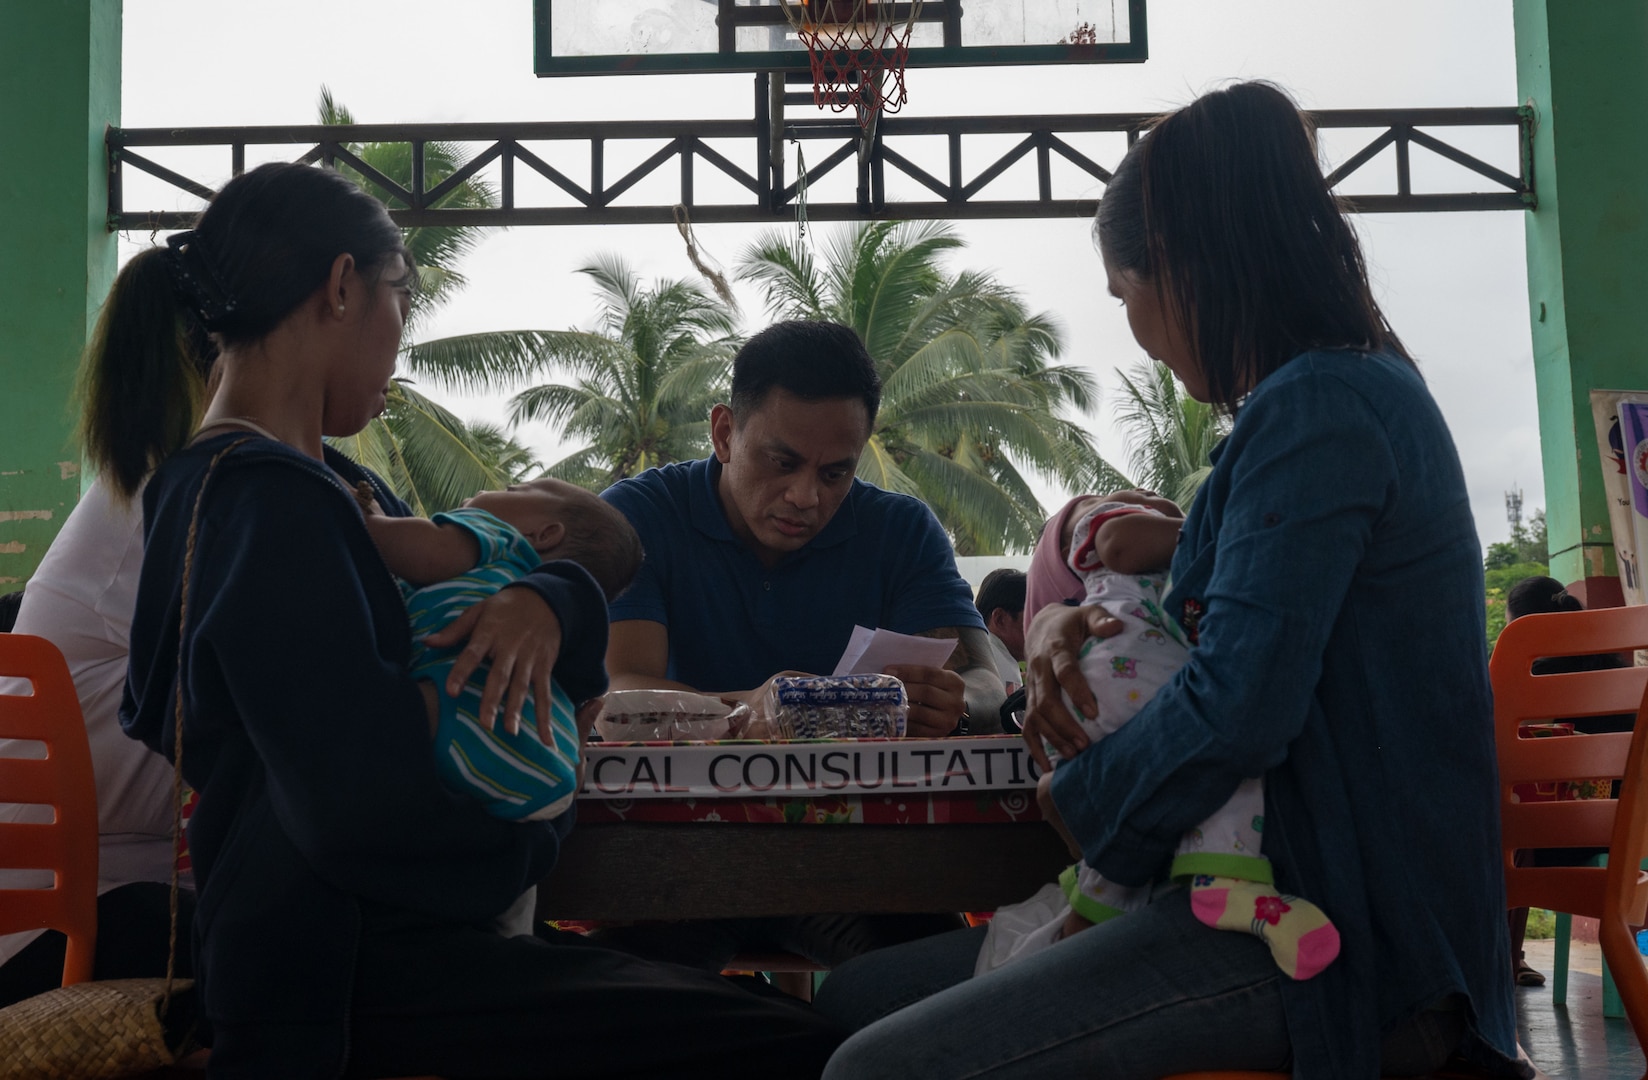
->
[[316, 91, 1234, 552], [1484, 509, 1549, 645]]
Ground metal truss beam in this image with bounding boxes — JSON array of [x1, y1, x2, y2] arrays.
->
[[107, 81, 1532, 231]]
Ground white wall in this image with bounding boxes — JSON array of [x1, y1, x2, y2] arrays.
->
[[956, 555, 1032, 593]]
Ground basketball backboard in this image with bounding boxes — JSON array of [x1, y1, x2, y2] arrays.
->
[[533, 0, 1147, 77]]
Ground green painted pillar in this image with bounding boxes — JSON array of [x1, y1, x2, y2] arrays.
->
[[0, 1, 120, 587], [1515, 1, 1648, 608]]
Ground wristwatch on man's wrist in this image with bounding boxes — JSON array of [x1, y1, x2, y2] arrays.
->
[[948, 710, 971, 738]]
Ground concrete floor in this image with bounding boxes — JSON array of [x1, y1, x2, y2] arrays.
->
[[1517, 938, 1645, 1079]]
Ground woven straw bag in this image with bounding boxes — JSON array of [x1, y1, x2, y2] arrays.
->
[[0, 977, 185, 1079], [0, 439, 246, 1078]]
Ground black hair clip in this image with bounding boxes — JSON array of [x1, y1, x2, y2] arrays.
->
[[164, 229, 239, 331]]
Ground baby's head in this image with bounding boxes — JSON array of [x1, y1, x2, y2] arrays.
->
[[464, 479, 642, 602]]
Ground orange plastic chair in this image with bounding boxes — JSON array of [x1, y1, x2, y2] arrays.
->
[[0, 632, 99, 987], [1493, 606, 1648, 1038]]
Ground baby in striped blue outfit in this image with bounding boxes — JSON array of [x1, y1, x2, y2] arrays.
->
[[360, 479, 641, 821]]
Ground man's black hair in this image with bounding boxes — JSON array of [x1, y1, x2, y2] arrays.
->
[[729, 320, 881, 427], [974, 568, 1026, 622]]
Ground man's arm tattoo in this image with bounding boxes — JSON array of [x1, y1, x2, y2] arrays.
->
[[916, 626, 1006, 733], [915, 626, 995, 674]]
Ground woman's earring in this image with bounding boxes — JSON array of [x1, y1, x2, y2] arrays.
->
[[336, 304, 346, 318]]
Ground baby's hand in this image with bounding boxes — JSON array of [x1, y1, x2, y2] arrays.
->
[[353, 480, 384, 516]]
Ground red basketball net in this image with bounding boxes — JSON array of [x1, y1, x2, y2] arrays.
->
[[784, 1, 922, 128]]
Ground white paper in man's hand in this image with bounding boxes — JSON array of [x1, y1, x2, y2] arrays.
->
[[832, 625, 959, 676]]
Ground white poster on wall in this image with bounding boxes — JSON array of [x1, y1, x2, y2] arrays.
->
[[1589, 390, 1648, 607], [1620, 401, 1648, 610]]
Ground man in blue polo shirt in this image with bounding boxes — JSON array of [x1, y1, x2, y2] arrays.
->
[[602, 319, 1004, 739], [595, 320, 1004, 973]]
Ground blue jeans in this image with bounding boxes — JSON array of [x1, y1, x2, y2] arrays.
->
[[816, 886, 1463, 1079]]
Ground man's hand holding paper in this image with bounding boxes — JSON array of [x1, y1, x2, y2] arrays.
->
[[833, 625, 967, 737]]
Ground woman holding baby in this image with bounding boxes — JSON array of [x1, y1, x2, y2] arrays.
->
[[96, 162, 841, 1078], [813, 81, 1526, 1080]]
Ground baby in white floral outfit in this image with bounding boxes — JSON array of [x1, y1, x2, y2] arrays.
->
[[976, 493, 1339, 982]]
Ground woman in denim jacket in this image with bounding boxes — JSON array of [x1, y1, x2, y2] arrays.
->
[[815, 81, 1526, 1080]]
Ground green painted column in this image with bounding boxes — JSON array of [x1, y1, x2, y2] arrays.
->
[[0, 1, 120, 587], [1514, 0, 1648, 608]]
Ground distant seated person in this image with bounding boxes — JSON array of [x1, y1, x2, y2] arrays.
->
[[596, 320, 997, 971], [601, 320, 1005, 739], [1501, 574, 1636, 990], [1507, 575, 1634, 725], [359, 478, 641, 821], [974, 568, 1026, 694]]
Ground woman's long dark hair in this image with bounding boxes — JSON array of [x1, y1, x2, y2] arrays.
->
[[1095, 81, 1410, 408], [78, 162, 410, 499]]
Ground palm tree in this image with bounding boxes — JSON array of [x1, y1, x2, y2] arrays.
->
[[737, 220, 1118, 554], [317, 88, 489, 330], [466, 421, 545, 483], [328, 384, 542, 514], [318, 89, 549, 514], [1108, 359, 1232, 510], [508, 256, 739, 490]]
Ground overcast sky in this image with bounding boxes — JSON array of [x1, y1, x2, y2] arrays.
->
[[119, 1, 1537, 552]]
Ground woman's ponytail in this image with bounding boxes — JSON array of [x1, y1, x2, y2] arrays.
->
[[75, 247, 211, 501], [76, 161, 407, 499]]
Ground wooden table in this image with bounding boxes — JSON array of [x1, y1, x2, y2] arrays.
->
[[535, 819, 1073, 921]]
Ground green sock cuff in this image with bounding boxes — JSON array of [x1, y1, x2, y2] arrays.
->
[[1170, 852, 1274, 885], [1058, 862, 1127, 924]]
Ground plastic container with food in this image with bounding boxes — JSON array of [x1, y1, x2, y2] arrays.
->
[[594, 689, 733, 742], [739, 674, 908, 740]]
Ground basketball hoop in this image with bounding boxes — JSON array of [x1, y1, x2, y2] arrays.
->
[[778, 0, 923, 128]]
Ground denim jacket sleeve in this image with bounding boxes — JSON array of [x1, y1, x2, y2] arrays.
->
[[1050, 362, 1398, 886]]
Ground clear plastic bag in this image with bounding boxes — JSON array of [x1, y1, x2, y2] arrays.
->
[[974, 882, 1070, 976], [594, 689, 733, 741], [735, 674, 908, 740]]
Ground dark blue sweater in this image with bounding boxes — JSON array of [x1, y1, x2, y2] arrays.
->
[[121, 435, 607, 1076]]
